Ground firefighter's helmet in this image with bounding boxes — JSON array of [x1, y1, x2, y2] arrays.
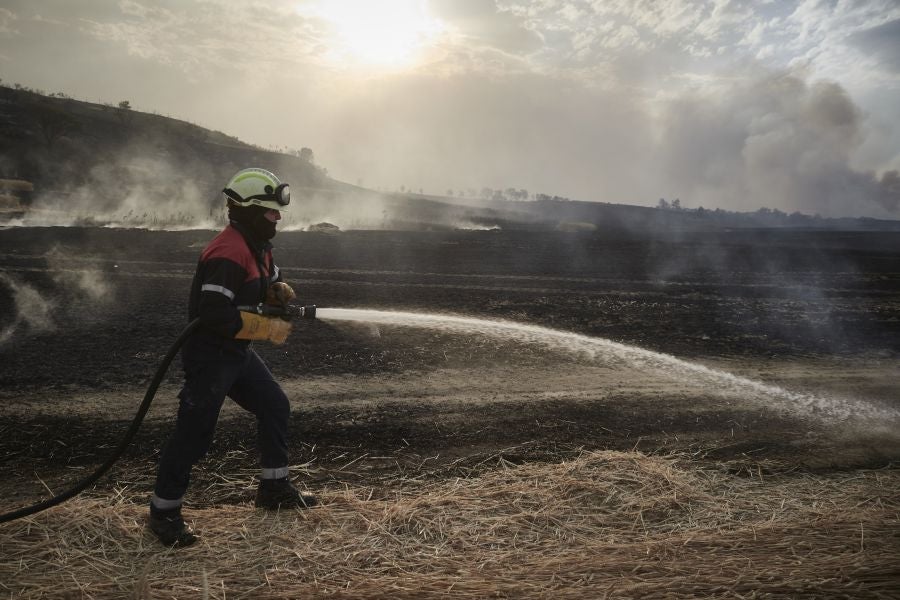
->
[[223, 168, 290, 211]]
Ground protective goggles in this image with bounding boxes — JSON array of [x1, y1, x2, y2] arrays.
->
[[223, 183, 291, 208]]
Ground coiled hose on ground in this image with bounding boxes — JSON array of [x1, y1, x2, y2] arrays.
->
[[0, 318, 201, 523]]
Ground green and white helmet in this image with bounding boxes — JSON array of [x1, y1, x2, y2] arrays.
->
[[223, 168, 290, 211]]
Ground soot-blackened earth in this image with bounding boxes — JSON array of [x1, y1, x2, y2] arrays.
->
[[0, 226, 898, 508]]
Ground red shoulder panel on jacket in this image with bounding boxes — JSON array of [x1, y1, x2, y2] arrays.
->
[[201, 225, 259, 278]]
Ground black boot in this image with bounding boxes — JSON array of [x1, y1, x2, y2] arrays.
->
[[255, 477, 318, 509], [148, 504, 198, 547]]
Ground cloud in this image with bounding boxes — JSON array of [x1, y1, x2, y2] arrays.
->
[[0, 8, 18, 35], [428, 0, 543, 54], [1, 0, 898, 220], [848, 18, 900, 74], [780, 1, 900, 83], [72, 0, 325, 81]]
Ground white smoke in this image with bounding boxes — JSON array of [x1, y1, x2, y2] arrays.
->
[[3, 68, 896, 230], [0, 273, 55, 345], [45, 245, 114, 303], [13, 147, 222, 230], [278, 188, 390, 232], [308, 67, 899, 220], [657, 71, 900, 218]]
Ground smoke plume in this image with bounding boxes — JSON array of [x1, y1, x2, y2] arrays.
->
[[657, 71, 900, 218], [0, 273, 55, 345], [13, 139, 222, 230], [45, 246, 114, 303]]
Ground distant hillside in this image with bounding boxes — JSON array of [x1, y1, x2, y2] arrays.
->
[[421, 194, 900, 232], [0, 85, 334, 211], [1, 85, 898, 232]]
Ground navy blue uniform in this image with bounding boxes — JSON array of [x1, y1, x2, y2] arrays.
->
[[152, 222, 291, 508]]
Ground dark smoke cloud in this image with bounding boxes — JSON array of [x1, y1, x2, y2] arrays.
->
[[657, 71, 900, 218]]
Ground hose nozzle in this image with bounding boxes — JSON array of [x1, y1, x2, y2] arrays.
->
[[236, 303, 316, 320], [295, 304, 316, 320]]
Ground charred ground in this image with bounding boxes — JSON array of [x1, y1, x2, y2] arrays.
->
[[0, 226, 898, 509]]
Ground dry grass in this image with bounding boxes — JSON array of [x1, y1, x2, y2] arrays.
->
[[2, 450, 898, 599]]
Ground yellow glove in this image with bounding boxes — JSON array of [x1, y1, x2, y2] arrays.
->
[[266, 282, 296, 307], [236, 312, 292, 345]]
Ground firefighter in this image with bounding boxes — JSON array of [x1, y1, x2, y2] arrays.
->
[[149, 168, 316, 547]]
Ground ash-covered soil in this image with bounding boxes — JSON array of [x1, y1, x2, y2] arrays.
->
[[0, 226, 898, 510]]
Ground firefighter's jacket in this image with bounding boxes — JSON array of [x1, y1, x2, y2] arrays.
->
[[183, 222, 282, 360]]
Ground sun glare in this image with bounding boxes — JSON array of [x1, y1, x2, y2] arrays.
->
[[306, 0, 443, 68]]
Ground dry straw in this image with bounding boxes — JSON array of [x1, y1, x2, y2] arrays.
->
[[1, 450, 898, 599]]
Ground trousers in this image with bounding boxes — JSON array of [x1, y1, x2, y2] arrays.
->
[[153, 346, 290, 503]]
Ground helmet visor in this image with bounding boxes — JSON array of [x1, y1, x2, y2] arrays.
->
[[276, 184, 290, 206]]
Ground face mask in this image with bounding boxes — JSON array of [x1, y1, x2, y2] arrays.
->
[[249, 210, 277, 241], [229, 205, 277, 241]]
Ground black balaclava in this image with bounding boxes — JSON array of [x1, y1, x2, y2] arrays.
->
[[228, 204, 277, 242]]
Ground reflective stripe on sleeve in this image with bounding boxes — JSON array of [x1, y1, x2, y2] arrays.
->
[[270, 264, 280, 283], [201, 284, 236, 300]]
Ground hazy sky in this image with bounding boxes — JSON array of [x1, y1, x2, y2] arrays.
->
[[2, 0, 899, 218]]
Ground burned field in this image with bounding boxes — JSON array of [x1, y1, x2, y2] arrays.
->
[[0, 226, 899, 598]]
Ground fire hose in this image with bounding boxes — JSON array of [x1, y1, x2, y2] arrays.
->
[[0, 304, 316, 524]]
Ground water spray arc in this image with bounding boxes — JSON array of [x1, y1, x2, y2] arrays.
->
[[316, 308, 899, 423]]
